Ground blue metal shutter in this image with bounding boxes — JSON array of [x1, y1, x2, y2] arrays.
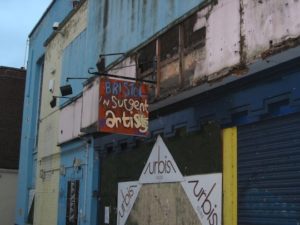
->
[[238, 113, 300, 225]]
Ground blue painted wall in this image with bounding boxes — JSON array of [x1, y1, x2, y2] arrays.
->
[[58, 138, 99, 225], [86, 0, 208, 68], [15, 1, 73, 224], [61, 29, 87, 100]]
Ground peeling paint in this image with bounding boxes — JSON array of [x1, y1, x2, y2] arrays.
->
[[193, 0, 240, 83], [261, 36, 300, 59], [242, 0, 300, 61], [81, 0, 300, 119]]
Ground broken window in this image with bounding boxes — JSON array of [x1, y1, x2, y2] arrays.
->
[[160, 26, 179, 61], [131, 10, 207, 99], [137, 40, 156, 75], [183, 12, 206, 50]]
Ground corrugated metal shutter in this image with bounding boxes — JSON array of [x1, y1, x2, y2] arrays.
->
[[238, 113, 300, 225]]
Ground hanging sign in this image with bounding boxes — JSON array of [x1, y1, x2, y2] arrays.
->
[[99, 78, 149, 136]]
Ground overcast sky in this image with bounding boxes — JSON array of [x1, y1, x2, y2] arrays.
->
[[0, 0, 52, 69]]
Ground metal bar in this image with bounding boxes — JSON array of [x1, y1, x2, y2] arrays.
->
[[99, 53, 124, 57], [53, 96, 72, 99], [109, 64, 136, 70], [87, 69, 156, 84], [66, 77, 89, 82], [102, 72, 156, 84], [107, 59, 159, 71]]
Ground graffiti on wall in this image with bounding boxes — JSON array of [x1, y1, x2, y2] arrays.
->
[[117, 136, 222, 225], [99, 78, 149, 136]]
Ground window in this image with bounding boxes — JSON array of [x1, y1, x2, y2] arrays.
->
[[183, 13, 206, 50], [66, 180, 80, 225], [160, 26, 179, 61], [134, 10, 207, 97], [137, 41, 156, 74]]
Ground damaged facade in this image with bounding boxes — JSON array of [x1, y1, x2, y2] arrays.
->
[[16, 0, 300, 225]]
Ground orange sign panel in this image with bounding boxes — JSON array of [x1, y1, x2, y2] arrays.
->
[[99, 78, 149, 136]]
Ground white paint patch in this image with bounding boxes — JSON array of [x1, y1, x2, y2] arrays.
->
[[181, 173, 222, 225], [104, 206, 110, 224], [81, 78, 99, 131], [243, 0, 300, 60], [194, 0, 240, 81], [58, 97, 83, 144], [117, 181, 141, 225], [139, 135, 184, 184]]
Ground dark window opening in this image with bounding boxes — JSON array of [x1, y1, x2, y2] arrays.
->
[[106, 146, 113, 155], [183, 13, 206, 50], [160, 26, 179, 61], [120, 142, 128, 151], [137, 41, 156, 75], [66, 180, 80, 225]]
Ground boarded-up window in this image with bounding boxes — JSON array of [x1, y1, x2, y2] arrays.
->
[[160, 26, 179, 61], [66, 180, 80, 225]]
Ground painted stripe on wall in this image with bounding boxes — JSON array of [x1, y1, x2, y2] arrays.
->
[[222, 127, 237, 225]]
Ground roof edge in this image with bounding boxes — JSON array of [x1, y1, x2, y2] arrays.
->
[[29, 0, 56, 38]]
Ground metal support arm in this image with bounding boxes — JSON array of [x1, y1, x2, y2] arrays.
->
[[87, 68, 157, 84]]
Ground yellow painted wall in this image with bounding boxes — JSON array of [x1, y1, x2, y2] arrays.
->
[[34, 2, 88, 225], [222, 127, 237, 225]]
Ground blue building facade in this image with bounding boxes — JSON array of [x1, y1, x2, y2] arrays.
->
[[16, 0, 300, 224], [85, 0, 209, 67], [15, 1, 73, 224]]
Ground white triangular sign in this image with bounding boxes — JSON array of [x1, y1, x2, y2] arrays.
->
[[181, 173, 222, 225], [139, 135, 183, 184], [117, 181, 141, 225]]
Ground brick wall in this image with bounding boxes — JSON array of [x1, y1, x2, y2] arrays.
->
[[0, 66, 26, 169]]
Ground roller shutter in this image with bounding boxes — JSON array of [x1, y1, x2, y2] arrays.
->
[[238, 113, 300, 225]]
